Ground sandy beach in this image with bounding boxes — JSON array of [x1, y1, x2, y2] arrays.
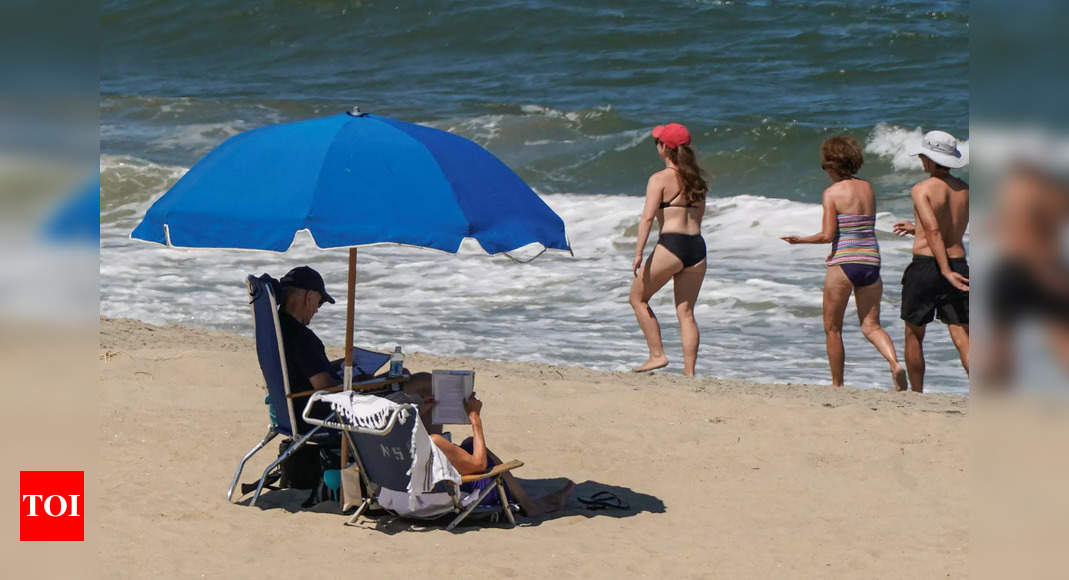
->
[[97, 316, 967, 578]]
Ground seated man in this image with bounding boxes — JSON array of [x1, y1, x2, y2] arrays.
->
[[276, 265, 431, 433]]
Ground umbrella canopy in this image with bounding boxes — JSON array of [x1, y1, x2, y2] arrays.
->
[[45, 177, 100, 245], [132, 111, 570, 255], [131, 108, 571, 387]]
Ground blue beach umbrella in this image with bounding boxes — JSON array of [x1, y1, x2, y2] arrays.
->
[[44, 177, 100, 245], [132, 110, 570, 254], [131, 108, 571, 390]]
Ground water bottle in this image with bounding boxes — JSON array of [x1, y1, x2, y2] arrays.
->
[[388, 346, 404, 378]]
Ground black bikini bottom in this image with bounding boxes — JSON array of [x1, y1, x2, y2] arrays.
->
[[657, 233, 707, 268]]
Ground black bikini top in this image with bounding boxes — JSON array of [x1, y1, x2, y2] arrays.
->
[[658, 168, 699, 209], [659, 192, 700, 209]]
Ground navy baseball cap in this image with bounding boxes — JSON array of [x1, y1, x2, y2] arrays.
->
[[279, 266, 335, 305]]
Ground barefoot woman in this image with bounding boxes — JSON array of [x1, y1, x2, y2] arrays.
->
[[630, 123, 709, 376], [781, 135, 908, 390]]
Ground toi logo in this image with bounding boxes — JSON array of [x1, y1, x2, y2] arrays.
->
[[19, 471, 84, 541]]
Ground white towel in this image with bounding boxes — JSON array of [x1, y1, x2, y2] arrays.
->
[[320, 391, 407, 431], [409, 414, 461, 496], [321, 392, 460, 508]]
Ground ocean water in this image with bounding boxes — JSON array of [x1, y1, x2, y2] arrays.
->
[[101, 0, 970, 393]]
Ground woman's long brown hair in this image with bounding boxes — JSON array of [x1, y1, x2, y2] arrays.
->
[[663, 142, 708, 204]]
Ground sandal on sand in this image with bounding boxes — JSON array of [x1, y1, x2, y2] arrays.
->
[[578, 490, 629, 510]]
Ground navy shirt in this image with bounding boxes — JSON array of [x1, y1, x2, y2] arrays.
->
[[278, 310, 334, 434]]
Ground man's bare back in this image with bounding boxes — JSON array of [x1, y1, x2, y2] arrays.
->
[[998, 169, 1067, 268], [910, 175, 969, 259]]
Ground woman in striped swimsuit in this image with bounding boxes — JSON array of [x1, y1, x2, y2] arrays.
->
[[782, 135, 907, 390]]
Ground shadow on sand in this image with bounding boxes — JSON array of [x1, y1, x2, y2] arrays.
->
[[518, 478, 666, 523], [239, 486, 344, 514], [243, 477, 665, 535]]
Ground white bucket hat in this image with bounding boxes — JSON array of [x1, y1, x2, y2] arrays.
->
[[911, 130, 968, 168]]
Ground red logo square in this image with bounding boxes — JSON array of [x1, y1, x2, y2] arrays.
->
[[19, 471, 84, 541]]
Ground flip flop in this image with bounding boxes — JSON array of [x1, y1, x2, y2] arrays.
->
[[578, 490, 629, 510]]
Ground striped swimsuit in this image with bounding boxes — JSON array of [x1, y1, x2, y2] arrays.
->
[[826, 214, 881, 287]]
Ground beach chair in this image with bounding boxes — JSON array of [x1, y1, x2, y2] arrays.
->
[[302, 391, 523, 530], [227, 274, 401, 506]]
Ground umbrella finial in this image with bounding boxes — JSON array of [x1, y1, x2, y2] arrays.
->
[[348, 105, 366, 117]]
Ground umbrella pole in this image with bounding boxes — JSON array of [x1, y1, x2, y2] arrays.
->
[[341, 247, 357, 473], [344, 247, 357, 391]]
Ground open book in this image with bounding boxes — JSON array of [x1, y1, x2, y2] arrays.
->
[[430, 370, 475, 425]]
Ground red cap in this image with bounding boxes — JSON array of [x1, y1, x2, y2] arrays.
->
[[651, 123, 691, 149]]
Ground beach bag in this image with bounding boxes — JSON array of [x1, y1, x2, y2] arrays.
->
[[278, 439, 323, 490], [340, 464, 366, 510]]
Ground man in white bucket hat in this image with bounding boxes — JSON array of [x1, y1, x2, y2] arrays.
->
[[892, 130, 970, 392]]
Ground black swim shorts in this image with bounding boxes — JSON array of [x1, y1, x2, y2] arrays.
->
[[900, 255, 969, 326], [989, 258, 1069, 326]]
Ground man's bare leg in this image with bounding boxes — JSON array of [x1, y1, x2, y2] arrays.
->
[[977, 325, 1014, 391], [905, 323, 927, 392], [1047, 323, 1069, 377], [947, 323, 970, 375]]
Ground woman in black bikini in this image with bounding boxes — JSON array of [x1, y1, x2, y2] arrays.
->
[[630, 123, 709, 376]]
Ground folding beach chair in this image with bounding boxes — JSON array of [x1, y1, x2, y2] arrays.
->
[[227, 274, 401, 506], [303, 391, 523, 530]]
